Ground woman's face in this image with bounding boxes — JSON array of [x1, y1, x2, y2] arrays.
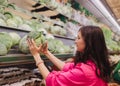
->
[[75, 31, 86, 52]]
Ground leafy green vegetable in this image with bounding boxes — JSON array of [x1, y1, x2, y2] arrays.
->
[[19, 35, 29, 54], [0, 18, 6, 26], [0, 32, 13, 50], [0, 43, 7, 56], [9, 32, 21, 46]]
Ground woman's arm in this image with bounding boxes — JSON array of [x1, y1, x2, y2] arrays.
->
[[27, 38, 50, 79], [33, 54, 50, 79], [45, 51, 65, 70], [40, 42, 65, 70]]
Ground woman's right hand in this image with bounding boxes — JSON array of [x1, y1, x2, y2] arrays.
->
[[40, 42, 49, 55]]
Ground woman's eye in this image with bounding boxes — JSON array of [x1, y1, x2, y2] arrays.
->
[[77, 37, 80, 39]]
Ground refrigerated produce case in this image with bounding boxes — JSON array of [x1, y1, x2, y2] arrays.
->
[[0, 25, 74, 86], [1, 0, 120, 85]]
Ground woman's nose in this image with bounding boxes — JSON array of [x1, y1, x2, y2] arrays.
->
[[75, 39, 77, 44]]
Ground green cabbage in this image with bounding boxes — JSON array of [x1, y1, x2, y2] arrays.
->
[[59, 29, 67, 36], [19, 31, 46, 53], [13, 16, 23, 25], [18, 24, 32, 31], [0, 32, 13, 50], [0, 18, 6, 26], [6, 18, 18, 28], [46, 34, 55, 40], [19, 35, 29, 54], [0, 0, 8, 6], [50, 26, 61, 34], [0, 43, 8, 56], [9, 32, 21, 46], [28, 31, 46, 46]]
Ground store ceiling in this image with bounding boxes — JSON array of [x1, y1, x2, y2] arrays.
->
[[76, 0, 120, 35], [103, 0, 120, 23]]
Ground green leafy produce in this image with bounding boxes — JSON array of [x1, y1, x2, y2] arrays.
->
[[18, 24, 32, 31], [50, 26, 61, 34], [59, 28, 67, 36], [0, 18, 6, 26], [28, 31, 46, 45], [47, 39, 72, 54], [0, 0, 8, 6], [0, 32, 13, 50], [47, 39, 56, 53], [4, 12, 13, 19], [0, 0, 5, 4], [19, 31, 46, 53], [0, 13, 6, 20], [0, 43, 8, 56], [19, 35, 29, 54], [13, 16, 23, 25], [102, 28, 120, 52], [102, 28, 112, 41], [46, 34, 55, 40], [9, 32, 21, 46], [63, 45, 72, 53], [6, 18, 18, 28]]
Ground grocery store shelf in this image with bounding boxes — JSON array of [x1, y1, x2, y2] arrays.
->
[[9, 0, 81, 25], [54, 34, 75, 40], [0, 25, 75, 41], [0, 26, 29, 38], [0, 53, 73, 65], [5, 8, 32, 20], [108, 51, 120, 55], [0, 26, 30, 32]]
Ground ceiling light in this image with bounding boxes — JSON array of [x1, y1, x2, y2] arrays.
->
[[91, 0, 120, 32]]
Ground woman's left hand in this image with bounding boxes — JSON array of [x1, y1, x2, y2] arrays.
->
[[27, 38, 42, 56]]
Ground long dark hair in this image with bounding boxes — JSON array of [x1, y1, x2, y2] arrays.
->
[[74, 26, 111, 82]]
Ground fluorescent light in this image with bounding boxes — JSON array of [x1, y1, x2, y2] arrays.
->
[[91, 0, 120, 32]]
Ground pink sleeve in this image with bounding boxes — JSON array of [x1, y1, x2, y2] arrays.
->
[[45, 65, 86, 86]]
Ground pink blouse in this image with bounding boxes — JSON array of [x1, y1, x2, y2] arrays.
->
[[46, 60, 108, 86]]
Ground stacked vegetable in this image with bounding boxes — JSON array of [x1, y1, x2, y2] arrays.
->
[[0, 31, 73, 56], [19, 31, 45, 53], [19, 31, 73, 54], [0, 0, 67, 37], [0, 32, 21, 55], [102, 28, 120, 52]]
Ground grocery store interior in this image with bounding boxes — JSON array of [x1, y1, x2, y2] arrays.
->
[[0, 0, 120, 86]]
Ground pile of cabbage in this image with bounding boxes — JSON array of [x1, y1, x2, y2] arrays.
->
[[0, 32, 21, 55], [0, 0, 68, 37], [35, 0, 73, 18], [19, 31, 72, 54], [102, 28, 120, 52]]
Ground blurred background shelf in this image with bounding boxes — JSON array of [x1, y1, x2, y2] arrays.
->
[[0, 53, 73, 66]]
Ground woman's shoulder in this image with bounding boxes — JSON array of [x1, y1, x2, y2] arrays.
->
[[75, 60, 97, 75]]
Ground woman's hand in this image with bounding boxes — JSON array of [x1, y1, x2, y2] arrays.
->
[[27, 38, 41, 57], [40, 42, 49, 55]]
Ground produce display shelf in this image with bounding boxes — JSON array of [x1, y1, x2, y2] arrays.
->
[[8, 0, 81, 25], [0, 26, 29, 38], [32, 4, 81, 25], [0, 25, 75, 46], [0, 26, 30, 32], [54, 34, 75, 40], [108, 51, 120, 55], [0, 53, 73, 64]]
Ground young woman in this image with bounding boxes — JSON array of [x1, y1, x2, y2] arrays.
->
[[27, 26, 111, 86]]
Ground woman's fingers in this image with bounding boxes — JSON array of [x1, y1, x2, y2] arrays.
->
[[27, 38, 32, 46], [38, 44, 42, 51], [46, 42, 48, 49], [31, 39, 36, 46]]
